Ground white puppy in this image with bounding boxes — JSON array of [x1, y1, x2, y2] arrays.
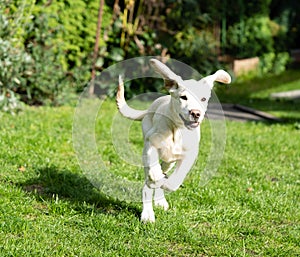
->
[[116, 59, 231, 222]]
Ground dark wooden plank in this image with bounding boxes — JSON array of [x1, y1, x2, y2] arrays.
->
[[233, 104, 282, 122]]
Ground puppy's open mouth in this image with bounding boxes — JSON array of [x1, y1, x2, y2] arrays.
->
[[179, 114, 199, 129]]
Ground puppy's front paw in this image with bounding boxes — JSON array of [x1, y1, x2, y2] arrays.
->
[[148, 164, 165, 182], [146, 176, 167, 189], [161, 181, 180, 192]]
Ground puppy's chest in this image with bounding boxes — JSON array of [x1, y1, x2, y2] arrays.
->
[[159, 128, 198, 162]]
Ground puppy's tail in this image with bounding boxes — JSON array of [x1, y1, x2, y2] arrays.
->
[[116, 75, 148, 121]]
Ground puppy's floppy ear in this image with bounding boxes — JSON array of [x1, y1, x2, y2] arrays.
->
[[214, 70, 231, 84], [204, 69, 231, 89], [150, 59, 183, 90]]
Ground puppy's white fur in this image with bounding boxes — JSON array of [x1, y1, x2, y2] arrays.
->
[[117, 59, 231, 222]]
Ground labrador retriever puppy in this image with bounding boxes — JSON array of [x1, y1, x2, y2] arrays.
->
[[117, 59, 231, 222]]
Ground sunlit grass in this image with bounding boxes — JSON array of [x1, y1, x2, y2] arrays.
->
[[217, 69, 300, 121], [0, 70, 299, 256]]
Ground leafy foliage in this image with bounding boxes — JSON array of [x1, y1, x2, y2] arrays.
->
[[0, 1, 33, 113], [168, 27, 219, 75], [260, 52, 290, 75], [0, 0, 300, 113], [0, 3, 73, 109], [0, 0, 107, 111], [226, 16, 275, 58], [159, 0, 221, 75], [32, 0, 112, 70], [0, 37, 28, 114], [270, 0, 300, 49]]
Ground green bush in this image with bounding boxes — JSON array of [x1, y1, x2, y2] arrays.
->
[[0, 3, 32, 113], [259, 52, 276, 75], [0, 37, 29, 113], [31, 0, 111, 70], [23, 13, 76, 105], [226, 16, 275, 58], [272, 52, 290, 74], [168, 27, 219, 75], [0, 1, 80, 111], [0, 0, 114, 113], [259, 52, 290, 75]]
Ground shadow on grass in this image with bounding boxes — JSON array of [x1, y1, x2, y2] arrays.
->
[[20, 165, 141, 218], [243, 98, 300, 123]]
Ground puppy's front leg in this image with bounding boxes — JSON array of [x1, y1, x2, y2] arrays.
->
[[162, 149, 198, 192], [143, 141, 166, 184]]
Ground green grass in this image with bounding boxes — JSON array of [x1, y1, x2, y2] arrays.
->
[[0, 70, 300, 256]]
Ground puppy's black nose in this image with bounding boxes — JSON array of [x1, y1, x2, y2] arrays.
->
[[190, 109, 201, 121]]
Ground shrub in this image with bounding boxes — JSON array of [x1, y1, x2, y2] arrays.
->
[[259, 52, 290, 75], [0, 4, 32, 113], [0, 37, 29, 113], [272, 52, 290, 74], [168, 27, 219, 76], [226, 16, 275, 58], [0, 1, 80, 111], [23, 13, 76, 105], [31, 0, 112, 70]]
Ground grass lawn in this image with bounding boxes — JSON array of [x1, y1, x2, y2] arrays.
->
[[0, 70, 299, 256], [217, 69, 300, 122]]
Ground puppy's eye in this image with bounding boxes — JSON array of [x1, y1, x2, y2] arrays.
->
[[180, 95, 188, 101], [201, 97, 206, 102]]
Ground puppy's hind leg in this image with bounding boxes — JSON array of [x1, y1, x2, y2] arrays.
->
[[141, 183, 155, 222]]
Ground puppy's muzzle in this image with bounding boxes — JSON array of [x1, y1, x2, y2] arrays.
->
[[179, 109, 201, 129], [189, 109, 201, 122]]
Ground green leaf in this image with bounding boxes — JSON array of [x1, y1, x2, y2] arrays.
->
[[109, 47, 124, 62]]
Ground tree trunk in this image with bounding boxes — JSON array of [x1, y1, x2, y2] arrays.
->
[[90, 0, 105, 95]]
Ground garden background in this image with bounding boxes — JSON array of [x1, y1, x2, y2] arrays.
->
[[1, 0, 300, 109]]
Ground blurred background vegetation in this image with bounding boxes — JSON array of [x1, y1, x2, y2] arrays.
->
[[0, 0, 299, 113]]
